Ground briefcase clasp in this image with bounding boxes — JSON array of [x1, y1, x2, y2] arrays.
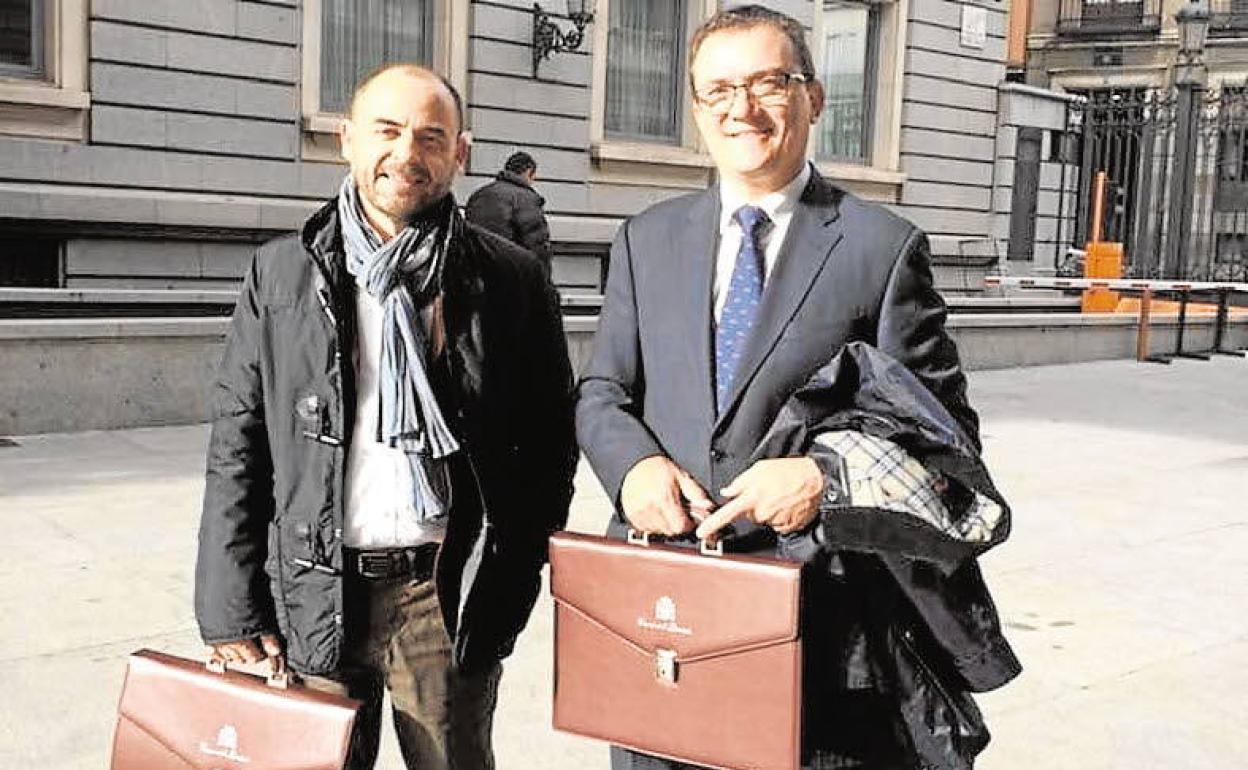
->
[[627, 529, 724, 558], [206, 657, 290, 689], [655, 648, 679, 685]]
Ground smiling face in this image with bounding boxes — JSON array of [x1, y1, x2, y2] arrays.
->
[[339, 68, 468, 239], [690, 24, 823, 199]]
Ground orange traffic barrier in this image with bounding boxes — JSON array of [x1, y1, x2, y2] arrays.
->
[[1081, 171, 1125, 313], [1082, 240, 1123, 312]]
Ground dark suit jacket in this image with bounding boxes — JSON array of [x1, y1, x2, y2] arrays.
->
[[576, 169, 978, 520]]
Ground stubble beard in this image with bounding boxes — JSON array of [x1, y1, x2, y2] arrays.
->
[[356, 170, 452, 234]]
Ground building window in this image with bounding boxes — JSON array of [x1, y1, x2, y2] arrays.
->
[[1080, 0, 1143, 26], [1058, 0, 1160, 34], [1216, 87, 1248, 204], [319, 0, 435, 114], [0, 0, 44, 80], [0, 0, 89, 141], [302, 0, 466, 161], [604, 0, 686, 143], [816, 1, 879, 164]]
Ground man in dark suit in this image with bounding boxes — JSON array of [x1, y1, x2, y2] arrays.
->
[[575, 6, 988, 769]]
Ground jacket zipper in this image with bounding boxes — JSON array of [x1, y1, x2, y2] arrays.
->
[[315, 278, 337, 328], [311, 252, 351, 652], [451, 428, 496, 657]]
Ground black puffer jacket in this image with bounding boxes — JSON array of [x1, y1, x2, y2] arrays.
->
[[194, 198, 577, 676], [464, 171, 553, 271], [758, 342, 1021, 770]]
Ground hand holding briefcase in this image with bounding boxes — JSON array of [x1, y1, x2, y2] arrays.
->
[[550, 531, 803, 770], [111, 649, 361, 770]]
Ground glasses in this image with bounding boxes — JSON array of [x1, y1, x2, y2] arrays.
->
[[693, 71, 811, 112]]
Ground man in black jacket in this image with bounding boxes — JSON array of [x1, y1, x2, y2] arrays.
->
[[195, 64, 577, 770], [465, 151, 554, 274]]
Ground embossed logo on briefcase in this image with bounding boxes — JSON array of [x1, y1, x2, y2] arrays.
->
[[637, 595, 693, 636], [199, 724, 250, 764]]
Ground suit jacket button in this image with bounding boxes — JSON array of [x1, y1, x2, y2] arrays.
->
[[710, 449, 725, 461]]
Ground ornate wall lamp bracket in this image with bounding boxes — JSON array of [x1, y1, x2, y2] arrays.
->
[[532, 1, 594, 78]]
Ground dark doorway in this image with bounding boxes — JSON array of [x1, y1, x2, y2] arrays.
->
[[0, 236, 63, 287], [1008, 127, 1043, 264]]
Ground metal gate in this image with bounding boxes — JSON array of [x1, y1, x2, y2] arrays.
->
[[1052, 84, 1248, 282]]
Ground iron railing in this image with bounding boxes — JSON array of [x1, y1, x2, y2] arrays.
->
[[1057, 0, 1161, 36], [1048, 85, 1248, 282]]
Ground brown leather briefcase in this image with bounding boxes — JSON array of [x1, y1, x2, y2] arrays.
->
[[550, 531, 803, 770], [111, 649, 361, 770]]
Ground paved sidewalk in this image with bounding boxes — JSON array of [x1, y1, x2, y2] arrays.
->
[[2, 357, 1246, 769]]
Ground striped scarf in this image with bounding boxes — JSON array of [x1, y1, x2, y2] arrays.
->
[[336, 176, 460, 523]]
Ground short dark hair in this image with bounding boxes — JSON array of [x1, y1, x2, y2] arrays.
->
[[687, 5, 815, 87], [348, 63, 465, 133], [504, 151, 537, 175]]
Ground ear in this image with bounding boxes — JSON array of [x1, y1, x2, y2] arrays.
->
[[338, 118, 353, 163], [806, 78, 825, 123], [455, 130, 472, 172]]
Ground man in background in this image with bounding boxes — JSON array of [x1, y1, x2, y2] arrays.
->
[[465, 150, 554, 275]]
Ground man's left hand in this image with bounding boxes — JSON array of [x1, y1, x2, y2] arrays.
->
[[695, 457, 825, 541]]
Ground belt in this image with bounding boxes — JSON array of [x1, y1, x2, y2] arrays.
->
[[344, 544, 439, 581]]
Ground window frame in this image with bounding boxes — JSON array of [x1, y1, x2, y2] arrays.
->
[[1079, 0, 1145, 26], [0, 0, 90, 142], [814, 0, 880, 165], [300, 0, 470, 162], [811, 0, 908, 194], [601, 0, 690, 145], [589, 0, 715, 178]]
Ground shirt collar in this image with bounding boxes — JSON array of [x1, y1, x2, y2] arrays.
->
[[718, 162, 812, 232]]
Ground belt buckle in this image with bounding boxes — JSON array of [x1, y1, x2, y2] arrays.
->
[[357, 550, 395, 579]]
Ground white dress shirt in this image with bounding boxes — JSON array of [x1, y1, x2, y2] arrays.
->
[[713, 163, 813, 322], [343, 286, 446, 548]]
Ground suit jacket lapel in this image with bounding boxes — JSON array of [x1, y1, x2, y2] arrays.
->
[[674, 187, 720, 421], [715, 172, 845, 429]]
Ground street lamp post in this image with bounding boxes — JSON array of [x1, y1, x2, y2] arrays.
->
[[1166, 0, 1211, 279]]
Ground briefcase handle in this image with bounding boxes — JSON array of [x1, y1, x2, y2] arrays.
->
[[205, 656, 291, 690], [626, 529, 724, 557]]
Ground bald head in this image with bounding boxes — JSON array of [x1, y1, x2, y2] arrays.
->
[[348, 64, 465, 135]]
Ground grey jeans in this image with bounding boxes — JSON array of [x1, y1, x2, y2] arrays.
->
[[301, 576, 502, 770]]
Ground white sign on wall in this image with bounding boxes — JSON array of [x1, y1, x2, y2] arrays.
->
[[961, 5, 988, 49]]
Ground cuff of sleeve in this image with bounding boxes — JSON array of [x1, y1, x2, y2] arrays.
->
[[808, 444, 847, 512], [807, 445, 847, 548]]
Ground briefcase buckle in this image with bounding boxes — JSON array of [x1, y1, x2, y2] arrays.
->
[[655, 648, 678, 685], [205, 657, 290, 689], [699, 538, 723, 557], [627, 529, 650, 547]]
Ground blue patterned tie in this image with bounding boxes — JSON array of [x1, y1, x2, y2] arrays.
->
[[715, 205, 770, 413]]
